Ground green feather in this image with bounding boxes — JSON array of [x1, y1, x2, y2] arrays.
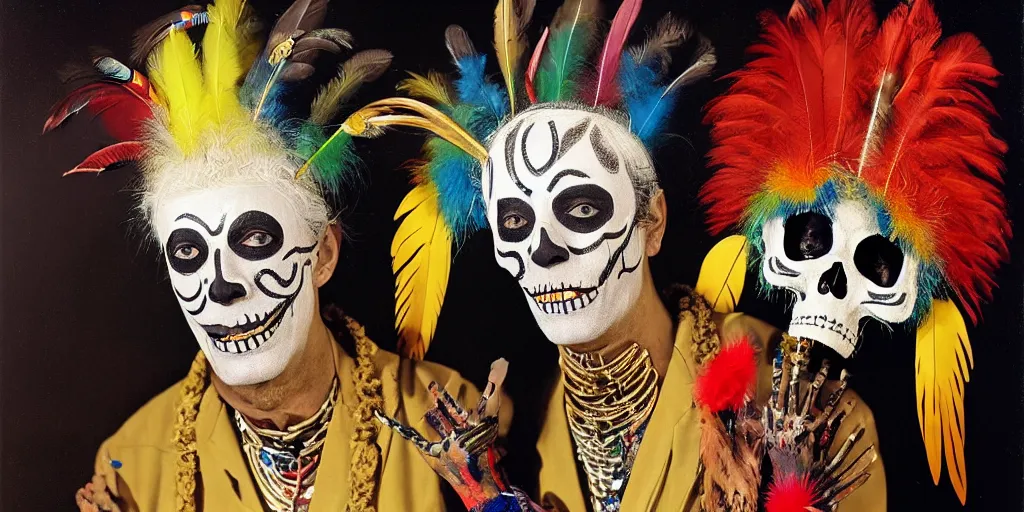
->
[[294, 122, 360, 193], [535, 23, 593, 103]]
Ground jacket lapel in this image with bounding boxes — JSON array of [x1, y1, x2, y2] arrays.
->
[[536, 381, 589, 512], [196, 385, 263, 511], [620, 314, 701, 511]]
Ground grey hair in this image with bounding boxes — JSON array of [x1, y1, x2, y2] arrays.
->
[[136, 115, 331, 250]]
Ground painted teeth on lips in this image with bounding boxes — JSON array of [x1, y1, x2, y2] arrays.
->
[[534, 290, 581, 303], [203, 296, 294, 354]]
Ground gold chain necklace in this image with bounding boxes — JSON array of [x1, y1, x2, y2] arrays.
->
[[235, 378, 339, 512], [559, 342, 659, 512]]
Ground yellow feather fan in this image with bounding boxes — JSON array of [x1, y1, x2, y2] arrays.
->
[[695, 235, 748, 313], [392, 183, 453, 360], [915, 298, 973, 505], [201, 0, 251, 124], [149, 29, 205, 154]]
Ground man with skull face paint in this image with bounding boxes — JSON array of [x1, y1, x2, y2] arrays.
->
[[339, 0, 884, 510], [49, 2, 507, 511], [702, 0, 1010, 507]]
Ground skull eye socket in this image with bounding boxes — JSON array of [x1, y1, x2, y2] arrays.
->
[[166, 228, 209, 275], [552, 184, 614, 234], [497, 198, 536, 243], [854, 235, 904, 287], [784, 212, 833, 260], [228, 211, 284, 261]]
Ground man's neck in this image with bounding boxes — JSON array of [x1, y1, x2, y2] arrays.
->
[[565, 269, 674, 378], [212, 317, 338, 430]]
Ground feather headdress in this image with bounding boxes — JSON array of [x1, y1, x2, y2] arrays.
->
[[700, 0, 1009, 503], [45, 0, 389, 211], [338, 0, 715, 359]]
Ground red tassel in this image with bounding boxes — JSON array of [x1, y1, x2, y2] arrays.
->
[[765, 473, 821, 512], [694, 336, 757, 413]]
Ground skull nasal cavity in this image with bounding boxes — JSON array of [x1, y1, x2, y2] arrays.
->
[[817, 262, 848, 299], [784, 212, 833, 260], [531, 228, 569, 268], [209, 249, 246, 305]]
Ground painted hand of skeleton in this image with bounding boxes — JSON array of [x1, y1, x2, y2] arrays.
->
[[74, 473, 123, 512], [375, 359, 541, 512], [762, 336, 877, 511]]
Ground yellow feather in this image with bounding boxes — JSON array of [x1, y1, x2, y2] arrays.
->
[[695, 235, 748, 313], [391, 183, 453, 360], [149, 29, 205, 154], [915, 299, 973, 505], [202, 0, 249, 124], [494, 0, 534, 115], [397, 71, 454, 107]]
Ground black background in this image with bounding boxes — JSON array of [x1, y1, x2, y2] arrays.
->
[[1, 0, 1022, 510]]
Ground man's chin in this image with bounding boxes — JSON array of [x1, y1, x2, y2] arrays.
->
[[531, 309, 612, 347], [199, 338, 291, 387]]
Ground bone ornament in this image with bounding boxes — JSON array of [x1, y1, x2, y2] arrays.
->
[[760, 199, 919, 357], [482, 107, 655, 345]]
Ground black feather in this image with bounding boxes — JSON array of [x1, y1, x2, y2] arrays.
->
[[130, 5, 204, 67]]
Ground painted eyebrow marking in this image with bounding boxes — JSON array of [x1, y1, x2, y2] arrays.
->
[[556, 118, 590, 161], [547, 169, 590, 192], [522, 120, 559, 176], [175, 213, 227, 236], [589, 125, 620, 173], [504, 119, 533, 196]]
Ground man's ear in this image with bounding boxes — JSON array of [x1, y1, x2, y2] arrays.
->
[[313, 223, 342, 288], [644, 190, 668, 257]]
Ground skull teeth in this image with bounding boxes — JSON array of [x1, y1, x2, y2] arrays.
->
[[789, 314, 857, 348], [529, 287, 599, 315]]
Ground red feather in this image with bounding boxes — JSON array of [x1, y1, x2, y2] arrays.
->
[[44, 70, 155, 141], [590, 0, 643, 106], [861, 3, 1008, 321], [701, 0, 1008, 322], [64, 141, 146, 176], [694, 336, 757, 413], [765, 473, 822, 512], [525, 27, 549, 104]]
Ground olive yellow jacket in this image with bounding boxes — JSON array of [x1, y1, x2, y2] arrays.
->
[[92, 327, 506, 512], [536, 312, 886, 511]]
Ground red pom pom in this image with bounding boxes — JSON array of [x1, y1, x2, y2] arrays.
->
[[766, 473, 819, 512], [694, 336, 757, 413]]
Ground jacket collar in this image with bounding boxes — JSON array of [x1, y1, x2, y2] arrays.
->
[[537, 309, 703, 511]]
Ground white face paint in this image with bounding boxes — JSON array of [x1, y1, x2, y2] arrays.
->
[[760, 199, 919, 357], [483, 109, 648, 345], [154, 185, 320, 386]]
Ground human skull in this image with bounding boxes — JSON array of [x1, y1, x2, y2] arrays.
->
[[760, 199, 919, 357]]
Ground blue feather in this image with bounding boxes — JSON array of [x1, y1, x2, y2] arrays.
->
[[454, 55, 509, 126], [240, 54, 274, 111], [425, 103, 489, 242], [618, 52, 677, 146], [425, 138, 487, 242]]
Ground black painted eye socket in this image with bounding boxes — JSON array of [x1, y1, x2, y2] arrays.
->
[[228, 211, 284, 261], [784, 212, 833, 260], [166, 228, 209, 275], [497, 198, 536, 243], [552, 184, 614, 233], [855, 235, 904, 287]]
